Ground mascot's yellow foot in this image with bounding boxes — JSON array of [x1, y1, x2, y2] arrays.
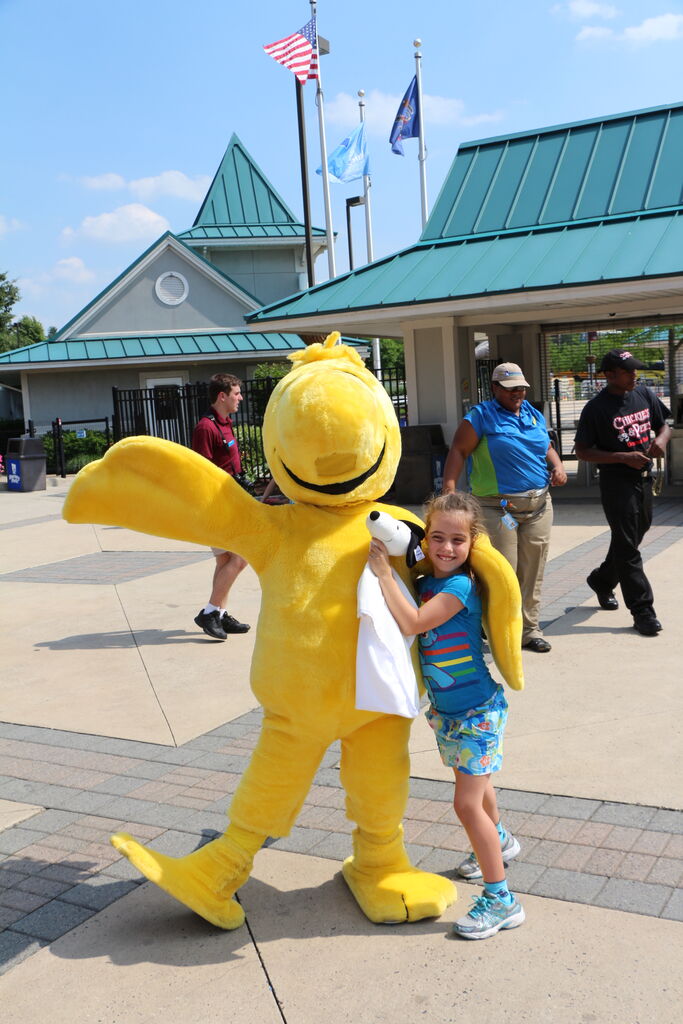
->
[[342, 828, 456, 923], [111, 832, 248, 930], [342, 858, 456, 923]]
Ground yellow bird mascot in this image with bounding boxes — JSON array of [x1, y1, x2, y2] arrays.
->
[[63, 332, 522, 930]]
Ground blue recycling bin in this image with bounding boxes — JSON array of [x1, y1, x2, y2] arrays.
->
[[6, 436, 47, 492]]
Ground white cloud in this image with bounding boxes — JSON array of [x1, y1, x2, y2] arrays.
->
[[568, 1, 619, 18], [52, 257, 96, 284], [325, 90, 502, 135], [576, 11, 683, 44], [576, 24, 615, 40], [81, 173, 126, 191], [62, 203, 170, 244], [621, 13, 683, 43], [0, 214, 24, 237], [128, 170, 212, 202], [18, 257, 96, 298], [78, 169, 210, 201]]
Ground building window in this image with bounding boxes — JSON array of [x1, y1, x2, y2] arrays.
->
[[155, 271, 189, 306]]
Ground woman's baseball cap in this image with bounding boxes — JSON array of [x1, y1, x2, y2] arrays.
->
[[491, 362, 530, 388], [599, 349, 647, 372]]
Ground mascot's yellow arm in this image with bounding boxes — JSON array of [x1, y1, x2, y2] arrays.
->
[[63, 436, 275, 573], [470, 533, 524, 691]]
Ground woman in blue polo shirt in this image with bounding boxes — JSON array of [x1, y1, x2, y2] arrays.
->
[[442, 363, 567, 653]]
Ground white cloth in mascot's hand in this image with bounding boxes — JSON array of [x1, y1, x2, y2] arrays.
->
[[356, 511, 421, 718]]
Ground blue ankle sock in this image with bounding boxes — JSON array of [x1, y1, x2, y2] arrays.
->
[[484, 878, 514, 905], [495, 820, 508, 845]]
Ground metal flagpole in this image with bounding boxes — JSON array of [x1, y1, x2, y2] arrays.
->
[[413, 38, 428, 230], [311, 1, 336, 278], [295, 78, 315, 287], [358, 90, 381, 378]]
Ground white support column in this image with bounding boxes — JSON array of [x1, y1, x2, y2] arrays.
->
[[403, 325, 419, 425], [20, 371, 31, 426]]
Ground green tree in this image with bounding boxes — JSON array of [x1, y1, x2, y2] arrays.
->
[[0, 271, 20, 349], [378, 337, 405, 372], [252, 361, 290, 382], [13, 315, 45, 347]]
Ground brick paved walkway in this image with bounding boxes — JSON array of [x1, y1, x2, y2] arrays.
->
[[1, 498, 682, 975]]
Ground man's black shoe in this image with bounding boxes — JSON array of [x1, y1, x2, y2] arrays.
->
[[221, 612, 250, 634], [586, 571, 619, 611], [633, 614, 662, 637], [523, 638, 552, 653], [194, 609, 228, 641]]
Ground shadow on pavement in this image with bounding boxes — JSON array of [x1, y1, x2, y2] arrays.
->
[[35, 630, 213, 650]]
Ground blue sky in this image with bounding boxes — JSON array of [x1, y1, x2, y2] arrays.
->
[[3, 0, 683, 331]]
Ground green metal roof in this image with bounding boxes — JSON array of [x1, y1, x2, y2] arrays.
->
[[0, 332, 312, 365], [191, 133, 324, 238], [423, 101, 683, 241], [250, 209, 683, 323], [178, 223, 326, 241], [249, 102, 683, 327], [0, 332, 366, 366]]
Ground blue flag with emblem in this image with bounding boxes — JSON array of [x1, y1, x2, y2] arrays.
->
[[390, 76, 420, 156], [317, 122, 370, 183]]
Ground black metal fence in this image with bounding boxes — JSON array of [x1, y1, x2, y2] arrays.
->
[[540, 324, 681, 459], [51, 417, 112, 477], [112, 368, 408, 483]]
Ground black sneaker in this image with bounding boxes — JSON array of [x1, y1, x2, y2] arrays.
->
[[221, 612, 250, 634], [586, 571, 619, 611], [633, 614, 662, 637], [522, 637, 552, 653], [194, 609, 228, 641]]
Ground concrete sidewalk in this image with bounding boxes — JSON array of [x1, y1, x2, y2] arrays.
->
[[1, 476, 682, 1022]]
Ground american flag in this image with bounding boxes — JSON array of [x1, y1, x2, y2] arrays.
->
[[263, 17, 319, 84]]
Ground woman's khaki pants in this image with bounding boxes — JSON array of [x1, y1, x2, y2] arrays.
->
[[478, 492, 553, 645]]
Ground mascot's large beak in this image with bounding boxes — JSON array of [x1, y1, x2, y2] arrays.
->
[[282, 443, 386, 495]]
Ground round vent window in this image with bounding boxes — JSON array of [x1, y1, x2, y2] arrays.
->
[[155, 271, 189, 306]]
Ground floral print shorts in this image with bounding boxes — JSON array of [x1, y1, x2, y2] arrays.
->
[[425, 687, 508, 775]]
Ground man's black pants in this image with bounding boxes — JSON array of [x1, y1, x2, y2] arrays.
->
[[593, 473, 654, 618]]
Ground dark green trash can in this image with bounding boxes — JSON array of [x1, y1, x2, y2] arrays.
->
[[6, 436, 47, 492]]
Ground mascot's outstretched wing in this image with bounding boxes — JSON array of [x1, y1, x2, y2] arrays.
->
[[63, 436, 274, 571], [470, 533, 524, 691]]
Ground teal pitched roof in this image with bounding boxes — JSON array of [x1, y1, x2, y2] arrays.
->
[[0, 332, 365, 366], [249, 210, 683, 323], [249, 102, 683, 328], [187, 133, 325, 239], [423, 101, 683, 241], [178, 223, 326, 241]]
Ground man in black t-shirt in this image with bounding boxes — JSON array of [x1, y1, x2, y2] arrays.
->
[[574, 349, 671, 637]]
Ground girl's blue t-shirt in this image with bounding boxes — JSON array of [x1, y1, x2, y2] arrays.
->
[[417, 572, 498, 717]]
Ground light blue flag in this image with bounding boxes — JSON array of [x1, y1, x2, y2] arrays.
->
[[317, 122, 370, 183]]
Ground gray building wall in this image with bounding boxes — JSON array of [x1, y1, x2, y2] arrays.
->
[[26, 360, 255, 432], [79, 249, 252, 337], [205, 246, 302, 306]]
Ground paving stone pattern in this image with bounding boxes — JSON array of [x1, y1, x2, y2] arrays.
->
[[2, 550, 212, 585], [1, 498, 682, 975], [1, 708, 682, 976]]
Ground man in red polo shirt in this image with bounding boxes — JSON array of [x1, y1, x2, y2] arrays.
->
[[191, 373, 251, 641]]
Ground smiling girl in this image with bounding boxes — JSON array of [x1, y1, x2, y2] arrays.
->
[[368, 491, 524, 940]]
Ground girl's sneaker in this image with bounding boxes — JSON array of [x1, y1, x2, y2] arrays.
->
[[452, 890, 525, 940], [456, 832, 521, 880]]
